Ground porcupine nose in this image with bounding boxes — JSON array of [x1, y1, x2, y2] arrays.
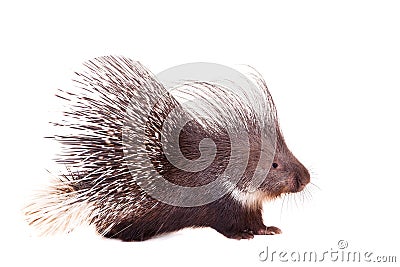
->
[[296, 163, 310, 191]]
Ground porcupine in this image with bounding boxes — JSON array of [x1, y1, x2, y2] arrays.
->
[[25, 55, 310, 241]]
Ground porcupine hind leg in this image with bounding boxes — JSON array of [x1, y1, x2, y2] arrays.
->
[[102, 220, 159, 241], [100, 205, 196, 241]]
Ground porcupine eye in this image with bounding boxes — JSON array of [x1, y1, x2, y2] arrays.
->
[[272, 163, 279, 169]]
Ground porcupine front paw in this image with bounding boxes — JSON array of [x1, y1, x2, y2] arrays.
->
[[218, 226, 282, 240]]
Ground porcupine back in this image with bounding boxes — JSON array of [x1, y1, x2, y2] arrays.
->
[[25, 56, 277, 237]]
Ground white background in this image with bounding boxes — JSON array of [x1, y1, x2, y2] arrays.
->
[[1, 0, 399, 266]]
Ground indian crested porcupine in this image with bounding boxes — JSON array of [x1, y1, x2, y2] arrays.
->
[[25, 55, 310, 241]]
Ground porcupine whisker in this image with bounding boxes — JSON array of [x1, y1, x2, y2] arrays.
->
[[305, 187, 313, 201], [309, 182, 320, 191], [279, 193, 287, 219]]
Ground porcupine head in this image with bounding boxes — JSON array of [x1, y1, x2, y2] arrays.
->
[[25, 56, 310, 241]]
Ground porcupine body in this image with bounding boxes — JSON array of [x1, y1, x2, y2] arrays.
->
[[25, 56, 310, 241]]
